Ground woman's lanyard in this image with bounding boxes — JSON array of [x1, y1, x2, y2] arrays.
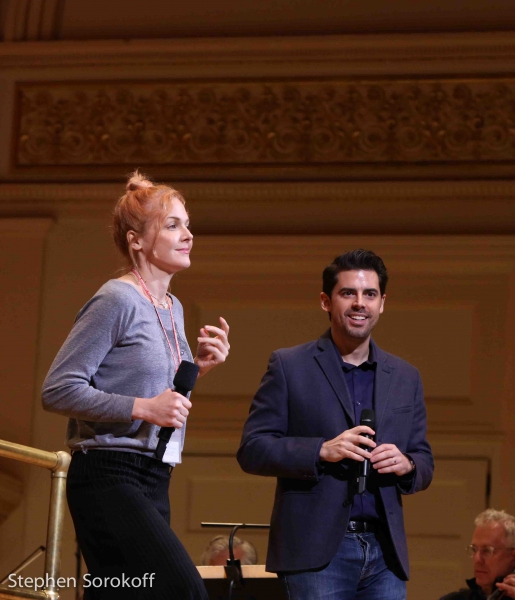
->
[[131, 268, 181, 373]]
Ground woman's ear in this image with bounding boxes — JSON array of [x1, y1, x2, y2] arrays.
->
[[127, 230, 142, 251]]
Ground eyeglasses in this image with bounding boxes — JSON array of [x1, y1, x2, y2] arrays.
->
[[466, 544, 515, 558]]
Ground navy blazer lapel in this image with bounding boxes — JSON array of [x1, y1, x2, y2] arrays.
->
[[372, 339, 394, 435], [314, 330, 355, 425]]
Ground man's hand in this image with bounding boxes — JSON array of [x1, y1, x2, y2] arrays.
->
[[319, 426, 376, 463], [194, 317, 230, 377], [495, 573, 515, 598], [132, 389, 192, 428], [370, 443, 412, 476]]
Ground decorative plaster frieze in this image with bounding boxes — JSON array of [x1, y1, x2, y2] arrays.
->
[[15, 78, 515, 168]]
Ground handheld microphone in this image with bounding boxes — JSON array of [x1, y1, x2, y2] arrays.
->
[[357, 408, 375, 494], [155, 360, 200, 461]]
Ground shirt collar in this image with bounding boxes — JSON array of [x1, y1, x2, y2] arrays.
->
[[329, 334, 377, 371]]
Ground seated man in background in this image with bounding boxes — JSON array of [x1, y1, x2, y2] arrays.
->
[[201, 535, 258, 567], [440, 509, 515, 599]]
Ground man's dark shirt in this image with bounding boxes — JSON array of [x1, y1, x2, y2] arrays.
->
[[334, 342, 380, 521], [439, 578, 486, 600], [331, 339, 417, 522]]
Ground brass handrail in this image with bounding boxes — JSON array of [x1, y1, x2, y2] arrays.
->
[[0, 440, 71, 600]]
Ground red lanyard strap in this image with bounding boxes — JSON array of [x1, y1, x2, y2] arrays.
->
[[131, 268, 182, 373]]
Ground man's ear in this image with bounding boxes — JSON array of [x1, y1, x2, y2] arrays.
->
[[320, 292, 331, 314], [380, 294, 386, 314]]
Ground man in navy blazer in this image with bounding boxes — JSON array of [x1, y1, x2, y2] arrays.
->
[[237, 249, 434, 600]]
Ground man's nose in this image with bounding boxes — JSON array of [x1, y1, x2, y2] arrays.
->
[[352, 293, 364, 307]]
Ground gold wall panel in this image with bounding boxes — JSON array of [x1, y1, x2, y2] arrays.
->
[[175, 235, 514, 438], [186, 476, 276, 532], [404, 458, 489, 599], [0, 471, 22, 524], [170, 455, 275, 567]]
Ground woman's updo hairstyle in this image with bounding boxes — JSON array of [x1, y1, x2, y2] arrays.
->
[[112, 170, 186, 267]]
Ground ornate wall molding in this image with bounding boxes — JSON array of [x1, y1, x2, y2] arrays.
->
[[3, 32, 515, 73], [2, 0, 63, 42], [4, 32, 515, 181], [2, 179, 515, 204], [14, 78, 515, 175], [0, 181, 514, 234]]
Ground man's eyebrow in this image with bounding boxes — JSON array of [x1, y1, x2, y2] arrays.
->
[[337, 287, 379, 293]]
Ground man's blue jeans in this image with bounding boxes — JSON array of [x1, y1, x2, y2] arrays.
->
[[280, 532, 406, 600]]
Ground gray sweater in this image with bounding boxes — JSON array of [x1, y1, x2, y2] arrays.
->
[[42, 279, 193, 456]]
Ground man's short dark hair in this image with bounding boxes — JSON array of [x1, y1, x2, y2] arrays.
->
[[322, 249, 388, 297]]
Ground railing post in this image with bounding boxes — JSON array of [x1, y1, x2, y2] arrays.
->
[[43, 452, 71, 600], [0, 442, 71, 600]]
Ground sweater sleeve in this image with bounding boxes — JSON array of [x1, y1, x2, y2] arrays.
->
[[42, 286, 135, 422]]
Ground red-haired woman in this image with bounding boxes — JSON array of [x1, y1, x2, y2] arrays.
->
[[43, 172, 230, 600]]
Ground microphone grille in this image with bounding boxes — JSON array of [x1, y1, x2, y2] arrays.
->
[[360, 408, 375, 428], [173, 360, 200, 392]]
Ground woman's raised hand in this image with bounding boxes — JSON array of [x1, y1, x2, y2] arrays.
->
[[194, 317, 230, 377]]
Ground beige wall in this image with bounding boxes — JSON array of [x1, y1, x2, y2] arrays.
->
[[0, 31, 514, 600]]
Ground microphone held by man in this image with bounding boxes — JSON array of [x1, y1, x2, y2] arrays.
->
[[357, 408, 375, 494]]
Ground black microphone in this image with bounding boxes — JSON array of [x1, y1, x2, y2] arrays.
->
[[357, 408, 375, 494], [155, 360, 200, 461]]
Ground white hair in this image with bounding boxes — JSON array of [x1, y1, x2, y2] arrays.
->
[[475, 509, 515, 547], [201, 535, 258, 566]]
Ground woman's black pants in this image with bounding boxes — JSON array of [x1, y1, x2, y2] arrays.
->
[[67, 449, 208, 600]]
